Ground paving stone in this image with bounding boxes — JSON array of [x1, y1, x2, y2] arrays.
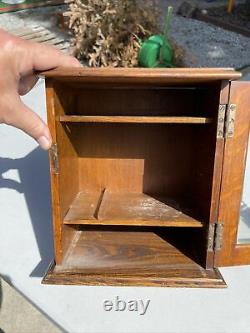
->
[[0, 278, 63, 333]]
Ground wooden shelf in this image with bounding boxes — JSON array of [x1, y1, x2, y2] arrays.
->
[[43, 228, 226, 287], [64, 190, 203, 227], [59, 115, 212, 124]]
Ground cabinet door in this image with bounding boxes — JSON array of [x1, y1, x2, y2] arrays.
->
[[216, 81, 250, 266]]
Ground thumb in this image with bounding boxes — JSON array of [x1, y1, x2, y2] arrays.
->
[[5, 96, 52, 150]]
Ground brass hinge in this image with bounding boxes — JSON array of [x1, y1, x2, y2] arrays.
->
[[216, 104, 227, 138], [225, 104, 236, 138], [216, 104, 236, 139], [208, 222, 224, 252], [49, 143, 59, 174]]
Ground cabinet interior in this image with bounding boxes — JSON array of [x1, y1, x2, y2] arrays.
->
[[45, 79, 226, 286]]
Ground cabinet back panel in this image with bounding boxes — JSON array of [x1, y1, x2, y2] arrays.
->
[[54, 84, 218, 118], [75, 88, 196, 116], [69, 123, 194, 195]]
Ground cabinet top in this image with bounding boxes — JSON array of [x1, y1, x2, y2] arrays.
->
[[41, 67, 241, 84]]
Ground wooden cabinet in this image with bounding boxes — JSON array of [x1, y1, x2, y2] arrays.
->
[[41, 68, 250, 287]]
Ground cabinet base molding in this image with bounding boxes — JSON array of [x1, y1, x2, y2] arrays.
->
[[43, 261, 226, 288]]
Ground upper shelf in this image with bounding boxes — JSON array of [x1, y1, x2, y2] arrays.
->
[[64, 190, 203, 227], [59, 115, 212, 124], [41, 68, 241, 85]]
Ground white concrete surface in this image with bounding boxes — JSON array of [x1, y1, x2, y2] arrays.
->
[[1, 80, 250, 333]]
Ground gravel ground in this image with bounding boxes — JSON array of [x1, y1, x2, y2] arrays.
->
[[0, 0, 249, 69], [159, 0, 250, 68], [170, 14, 250, 68]]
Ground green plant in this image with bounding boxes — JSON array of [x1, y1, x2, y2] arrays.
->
[[138, 6, 174, 68]]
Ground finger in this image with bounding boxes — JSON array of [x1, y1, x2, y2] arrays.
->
[[22, 42, 81, 76], [0, 29, 81, 76], [5, 95, 52, 150], [18, 74, 39, 96]]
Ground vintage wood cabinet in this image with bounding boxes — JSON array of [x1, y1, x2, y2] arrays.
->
[[41, 68, 250, 287]]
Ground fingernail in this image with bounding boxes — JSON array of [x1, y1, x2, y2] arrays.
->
[[37, 136, 51, 150]]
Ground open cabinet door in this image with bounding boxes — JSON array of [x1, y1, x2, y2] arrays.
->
[[216, 81, 250, 266]]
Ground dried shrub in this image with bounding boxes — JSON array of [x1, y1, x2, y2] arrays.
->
[[64, 0, 160, 67]]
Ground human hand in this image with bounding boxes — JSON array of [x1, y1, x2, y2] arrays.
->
[[0, 28, 81, 150]]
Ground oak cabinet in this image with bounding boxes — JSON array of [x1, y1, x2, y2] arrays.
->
[[41, 68, 250, 287]]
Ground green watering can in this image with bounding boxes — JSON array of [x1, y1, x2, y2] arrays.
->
[[139, 6, 174, 68]]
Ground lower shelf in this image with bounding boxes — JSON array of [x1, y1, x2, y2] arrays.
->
[[43, 228, 226, 287], [64, 190, 203, 227]]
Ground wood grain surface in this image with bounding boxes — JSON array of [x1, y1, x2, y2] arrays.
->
[[41, 68, 241, 85], [59, 115, 212, 124], [44, 68, 245, 286], [64, 191, 203, 227], [43, 228, 226, 287], [216, 81, 250, 266]]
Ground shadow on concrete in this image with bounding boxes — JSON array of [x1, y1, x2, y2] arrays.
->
[[0, 148, 53, 277]]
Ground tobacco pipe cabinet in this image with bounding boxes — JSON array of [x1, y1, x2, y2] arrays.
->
[[41, 68, 250, 287]]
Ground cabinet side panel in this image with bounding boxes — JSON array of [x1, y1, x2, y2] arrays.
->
[[55, 123, 79, 218], [57, 122, 79, 259], [46, 79, 79, 264], [46, 79, 62, 263]]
